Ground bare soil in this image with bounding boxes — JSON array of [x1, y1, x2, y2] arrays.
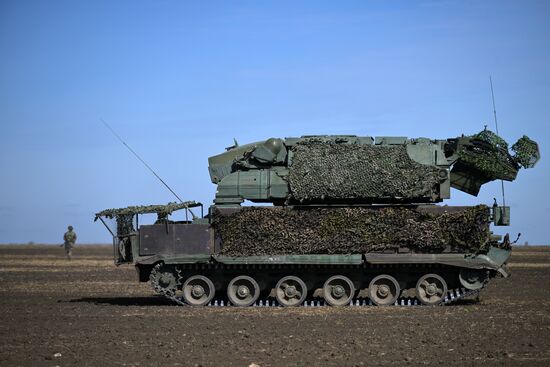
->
[[0, 245, 549, 366]]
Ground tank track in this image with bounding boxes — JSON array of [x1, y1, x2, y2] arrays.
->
[[150, 263, 482, 307]]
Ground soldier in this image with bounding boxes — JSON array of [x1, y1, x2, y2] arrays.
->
[[62, 225, 77, 260]]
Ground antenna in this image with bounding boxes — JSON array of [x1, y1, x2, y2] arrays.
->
[[100, 118, 195, 219], [489, 76, 506, 207]]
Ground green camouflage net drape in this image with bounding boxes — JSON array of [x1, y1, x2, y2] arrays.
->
[[213, 205, 493, 256], [288, 141, 441, 202]]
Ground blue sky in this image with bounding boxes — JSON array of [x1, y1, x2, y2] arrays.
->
[[0, 0, 548, 244]]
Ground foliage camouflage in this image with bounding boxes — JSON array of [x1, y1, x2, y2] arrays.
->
[[511, 135, 540, 168], [213, 205, 493, 256], [287, 140, 441, 202]]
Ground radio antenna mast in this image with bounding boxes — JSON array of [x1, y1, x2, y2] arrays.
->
[[490, 76, 506, 207], [100, 118, 195, 219]]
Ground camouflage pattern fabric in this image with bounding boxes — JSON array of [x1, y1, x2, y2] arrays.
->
[[213, 206, 493, 256], [287, 141, 441, 202], [63, 230, 77, 248], [63, 229, 77, 260]]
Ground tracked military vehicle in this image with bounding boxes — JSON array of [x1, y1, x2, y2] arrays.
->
[[95, 129, 539, 307]]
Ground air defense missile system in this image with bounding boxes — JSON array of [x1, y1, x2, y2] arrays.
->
[[95, 129, 539, 307]]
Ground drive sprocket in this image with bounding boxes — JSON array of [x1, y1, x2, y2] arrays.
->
[[149, 263, 178, 298]]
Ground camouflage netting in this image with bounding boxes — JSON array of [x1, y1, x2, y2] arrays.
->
[[511, 135, 539, 168], [95, 202, 201, 236], [116, 214, 135, 236], [287, 141, 442, 202], [213, 205, 493, 256], [458, 130, 519, 181], [94, 201, 199, 219], [472, 129, 508, 150]]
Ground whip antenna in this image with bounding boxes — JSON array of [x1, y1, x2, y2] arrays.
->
[[100, 118, 195, 219], [489, 76, 506, 207]]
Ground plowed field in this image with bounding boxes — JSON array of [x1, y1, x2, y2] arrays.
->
[[0, 245, 549, 366]]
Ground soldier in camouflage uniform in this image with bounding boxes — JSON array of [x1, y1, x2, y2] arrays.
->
[[62, 225, 77, 260]]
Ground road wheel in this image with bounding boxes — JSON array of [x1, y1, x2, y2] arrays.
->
[[182, 275, 215, 306], [227, 275, 260, 307], [416, 273, 447, 305], [323, 275, 355, 307], [369, 274, 400, 306], [275, 276, 307, 307]]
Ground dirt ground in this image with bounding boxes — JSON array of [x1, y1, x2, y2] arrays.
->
[[0, 245, 549, 367]]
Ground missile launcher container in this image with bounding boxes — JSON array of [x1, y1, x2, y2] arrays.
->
[[96, 129, 539, 307]]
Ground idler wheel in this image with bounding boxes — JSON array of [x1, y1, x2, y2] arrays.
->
[[182, 275, 215, 306], [323, 275, 355, 307], [227, 275, 260, 307], [369, 274, 400, 306], [416, 273, 447, 305], [459, 268, 489, 290], [275, 276, 307, 307]]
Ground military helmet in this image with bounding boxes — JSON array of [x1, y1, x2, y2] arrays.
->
[[68, 225, 73, 230]]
